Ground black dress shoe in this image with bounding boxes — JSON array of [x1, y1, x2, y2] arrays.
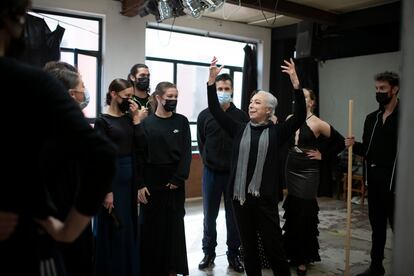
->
[[228, 255, 244, 273], [198, 253, 216, 269], [356, 267, 385, 276]]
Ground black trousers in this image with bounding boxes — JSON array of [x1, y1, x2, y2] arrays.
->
[[367, 166, 395, 269], [233, 195, 290, 276]]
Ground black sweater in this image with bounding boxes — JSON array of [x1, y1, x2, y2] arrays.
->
[[197, 103, 249, 172], [137, 113, 192, 187], [207, 83, 306, 201], [0, 57, 116, 218]]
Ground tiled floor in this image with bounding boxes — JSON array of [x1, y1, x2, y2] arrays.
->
[[184, 197, 393, 276]]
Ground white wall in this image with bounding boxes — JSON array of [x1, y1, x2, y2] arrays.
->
[[32, 0, 271, 106], [319, 51, 402, 140]]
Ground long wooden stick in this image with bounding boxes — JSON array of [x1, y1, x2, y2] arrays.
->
[[345, 99, 353, 275]]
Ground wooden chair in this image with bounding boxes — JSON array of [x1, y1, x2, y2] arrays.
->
[[342, 154, 366, 205], [342, 173, 366, 205]]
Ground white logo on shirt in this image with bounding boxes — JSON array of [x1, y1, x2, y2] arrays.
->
[[173, 129, 179, 133]]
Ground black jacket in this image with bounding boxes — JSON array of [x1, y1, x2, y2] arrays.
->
[[354, 104, 399, 166], [354, 103, 399, 190], [207, 83, 306, 201], [197, 103, 249, 172]]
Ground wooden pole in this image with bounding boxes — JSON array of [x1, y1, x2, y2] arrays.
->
[[345, 99, 353, 275]]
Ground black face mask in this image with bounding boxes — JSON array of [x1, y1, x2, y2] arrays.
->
[[135, 77, 150, 91], [163, 99, 177, 112], [118, 97, 130, 113], [376, 92, 392, 106]]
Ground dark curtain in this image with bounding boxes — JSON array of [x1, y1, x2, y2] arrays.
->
[[241, 44, 258, 113], [269, 38, 296, 195], [19, 14, 65, 67]]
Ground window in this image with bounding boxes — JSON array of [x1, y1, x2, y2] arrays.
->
[[146, 28, 249, 151], [29, 10, 102, 121]]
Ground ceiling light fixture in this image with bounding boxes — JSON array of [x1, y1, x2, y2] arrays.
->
[[202, 0, 224, 12], [182, 0, 204, 18], [158, 0, 174, 21]]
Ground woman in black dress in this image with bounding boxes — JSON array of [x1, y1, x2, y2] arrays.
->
[[137, 82, 191, 276], [282, 88, 344, 275]]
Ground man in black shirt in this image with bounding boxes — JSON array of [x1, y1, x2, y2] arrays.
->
[[346, 71, 400, 276], [128, 63, 151, 116], [197, 73, 249, 272]]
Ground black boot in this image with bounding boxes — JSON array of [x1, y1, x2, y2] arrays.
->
[[228, 255, 244, 273], [198, 253, 216, 269]]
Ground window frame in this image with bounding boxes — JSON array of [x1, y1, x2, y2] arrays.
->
[[32, 9, 103, 123]]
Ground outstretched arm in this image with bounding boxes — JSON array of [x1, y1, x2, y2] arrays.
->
[[277, 58, 306, 144], [206, 56, 244, 138]]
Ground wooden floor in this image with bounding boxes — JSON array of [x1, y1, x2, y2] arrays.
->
[[184, 197, 393, 276]]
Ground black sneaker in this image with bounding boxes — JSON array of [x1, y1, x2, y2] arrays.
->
[[228, 255, 244, 273], [198, 253, 216, 270]]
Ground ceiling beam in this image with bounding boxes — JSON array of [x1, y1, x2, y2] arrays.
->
[[118, 0, 146, 17], [226, 0, 338, 25]]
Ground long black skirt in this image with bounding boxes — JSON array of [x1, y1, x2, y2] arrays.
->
[[94, 156, 139, 276], [283, 150, 321, 265], [141, 163, 188, 276]]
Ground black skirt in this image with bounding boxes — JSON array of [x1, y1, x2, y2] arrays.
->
[[141, 163, 188, 276], [285, 149, 320, 199], [283, 149, 321, 265]]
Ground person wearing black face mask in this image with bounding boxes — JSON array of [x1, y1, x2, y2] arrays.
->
[[345, 71, 400, 276], [94, 79, 146, 276], [128, 63, 151, 117], [136, 81, 191, 276]]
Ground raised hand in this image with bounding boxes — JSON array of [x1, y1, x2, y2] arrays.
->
[[281, 58, 300, 89], [208, 56, 224, 85]]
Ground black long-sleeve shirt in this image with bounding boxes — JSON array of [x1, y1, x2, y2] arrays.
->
[[0, 57, 116, 218], [207, 83, 306, 200], [197, 103, 249, 172], [137, 113, 192, 187]]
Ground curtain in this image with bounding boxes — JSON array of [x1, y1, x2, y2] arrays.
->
[[241, 44, 258, 113]]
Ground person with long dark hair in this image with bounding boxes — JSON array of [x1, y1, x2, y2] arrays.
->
[[128, 63, 151, 116], [282, 88, 344, 275], [205, 56, 306, 276], [94, 78, 144, 276], [137, 81, 191, 276]]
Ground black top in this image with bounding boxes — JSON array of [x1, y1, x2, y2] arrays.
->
[[94, 114, 138, 157], [197, 103, 249, 172], [354, 104, 399, 168], [294, 123, 318, 149], [0, 57, 116, 218], [137, 113, 192, 187], [133, 94, 152, 114], [207, 83, 306, 200]]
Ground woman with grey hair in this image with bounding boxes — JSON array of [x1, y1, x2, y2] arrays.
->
[[205, 56, 306, 276]]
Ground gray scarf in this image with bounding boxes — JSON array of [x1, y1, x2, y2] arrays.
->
[[233, 122, 270, 205]]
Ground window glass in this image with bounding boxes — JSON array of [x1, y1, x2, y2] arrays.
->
[[29, 12, 99, 51], [146, 28, 245, 67], [145, 60, 174, 93]]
